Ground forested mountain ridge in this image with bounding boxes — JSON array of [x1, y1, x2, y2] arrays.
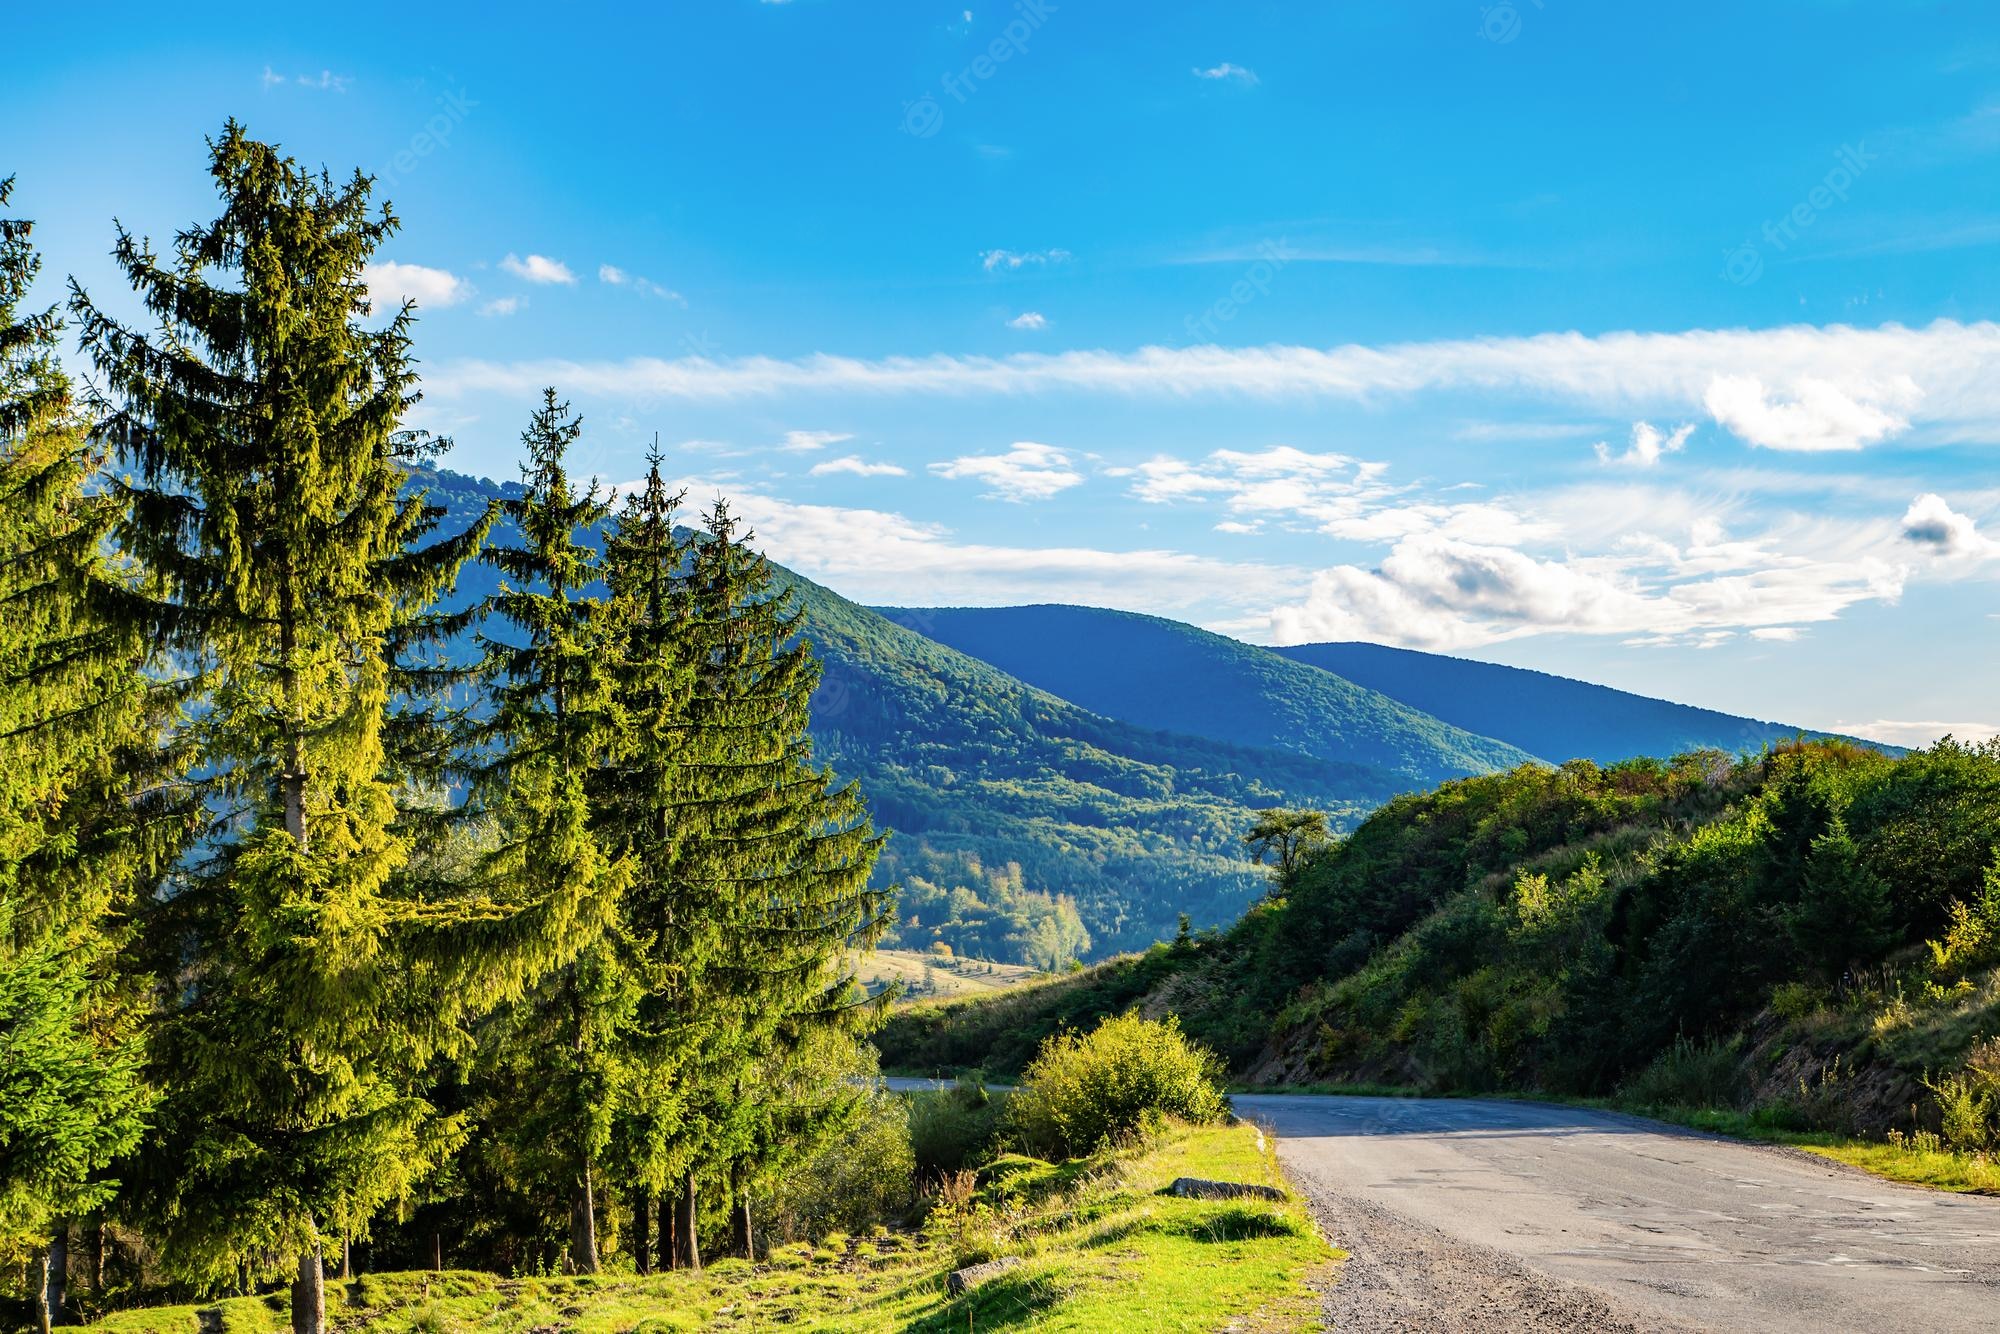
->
[[1274, 640, 1883, 764], [875, 603, 1538, 782]]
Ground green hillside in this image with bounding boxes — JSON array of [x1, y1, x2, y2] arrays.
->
[[880, 739, 2000, 1155], [788, 570, 1401, 959], [877, 603, 1538, 782], [1275, 640, 1874, 764]]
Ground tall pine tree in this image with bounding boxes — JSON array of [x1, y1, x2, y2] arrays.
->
[[671, 500, 891, 1261], [472, 391, 634, 1274], [69, 124, 491, 1333], [0, 175, 187, 1334]]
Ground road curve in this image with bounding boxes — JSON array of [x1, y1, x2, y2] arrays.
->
[[1233, 1092, 2000, 1332]]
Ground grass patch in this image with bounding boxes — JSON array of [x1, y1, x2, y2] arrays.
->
[[87, 1124, 1335, 1334]]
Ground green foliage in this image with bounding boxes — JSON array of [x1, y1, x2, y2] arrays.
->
[[0, 175, 182, 1273], [1618, 1035, 1746, 1110], [905, 1080, 1005, 1177], [1005, 1014, 1227, 1159]]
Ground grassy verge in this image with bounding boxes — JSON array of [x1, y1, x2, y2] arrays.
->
[[87, 1123, 1335, 1334]]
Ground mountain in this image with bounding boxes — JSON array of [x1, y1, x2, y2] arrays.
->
[[874, 604, 1538, 782], [1272, 641, 1867, 765], [409, 469, 1418, 963]]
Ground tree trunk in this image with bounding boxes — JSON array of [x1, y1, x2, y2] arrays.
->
[[88, 1221, 104, 1298], [429, 1233, 442, 1273], [571, 1165, 600, 1274], [339, 1237, 351, 1281], [674, 1175, 700, 1273], [32, 1249, 52, 1334], [634, 1195, 652, 1275], [661, 1190, 678, 1270], [45, 1224, 67, 1326], [730, 1168, 753, 1260], [290, 1240, 324, 1334]]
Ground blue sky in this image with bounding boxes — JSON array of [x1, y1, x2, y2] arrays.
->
[[9, 1, 2000, 743]]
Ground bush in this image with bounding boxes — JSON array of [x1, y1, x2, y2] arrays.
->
[[1618, 1034, 1744, 1110], [755, 1090, 916, 1245], [907, 1076, 1006, 1177], [1006, 1013, 1227, 1159]]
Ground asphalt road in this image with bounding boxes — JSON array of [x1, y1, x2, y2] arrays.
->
[[1233, 1092, 2000, 1332]]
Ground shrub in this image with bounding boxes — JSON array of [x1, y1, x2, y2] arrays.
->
[[1006, 1013, 1227, 1159], [1618, 1034, 1744, 1110], [756, 1089, 916, 1244], [907, 1076, 1006, 1176]]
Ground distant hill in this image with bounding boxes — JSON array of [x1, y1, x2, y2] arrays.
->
[[874, 604, 1537, 783], [1271, 641, 1873, 765]]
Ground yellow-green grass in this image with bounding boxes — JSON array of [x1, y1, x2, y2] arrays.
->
[[855, 949, 1047, 1003], [1643, 1105, 2000, 1195], [88, 1123, 1336, 1333]]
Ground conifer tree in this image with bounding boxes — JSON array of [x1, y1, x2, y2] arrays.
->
[[473, 391, 633, 1274], [0, 175, 186, 1334], [672, 501, 891, 1260], [68, 125, 491, 1333], [595, 447, 703, 1267]]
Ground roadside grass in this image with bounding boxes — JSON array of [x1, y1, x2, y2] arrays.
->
[[87, 1123, 1335, 1334]]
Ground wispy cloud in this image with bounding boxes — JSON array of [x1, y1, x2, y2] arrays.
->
[[1192, 63, 1259, 85], [980, 248, 1072, 272], [262, 65, 351, 92], [781, 430, 853, 452], [429, 320, 2000, 452], [478, 296, 521, 318], [810, 455, 908, 478], [1834, 718, 1999, 746], [599, 263, 685, 303], [1007, 311, 1048, 331], [500, 253, 577, 285], [931, 442, 1083, 501]]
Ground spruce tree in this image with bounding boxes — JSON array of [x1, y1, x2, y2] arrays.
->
[[473, 391, 633, 1274], [673, 500, 891, 1261], [595, 447, 704, 1267], [68, 125, 490, 1332], [0, 175, 186, 1334]]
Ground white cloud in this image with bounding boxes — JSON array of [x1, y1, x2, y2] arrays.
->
[[500, 253, 577, 285], [980, 248, 1073, 273], [1192, 62, 1259, 84], [1595, 420, 1694, 467], [810, 455, 908, 478], [1007, 311, 1048, 330], [781, 430, 853, 452], [628, 476, 1297, 621], [478, 297, 521, 318], [1834, 719, 2000, 747], [427, 322, 2000, 452], [1750, 626, 1803, 641], [1269, 525, 1907, 652], [1703, 374, 1917, 452], [931, 442, 1083, 502], [600, 263, 685, 304], [1901, 493, 2000, 559], [362, 262, 469, 310]]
